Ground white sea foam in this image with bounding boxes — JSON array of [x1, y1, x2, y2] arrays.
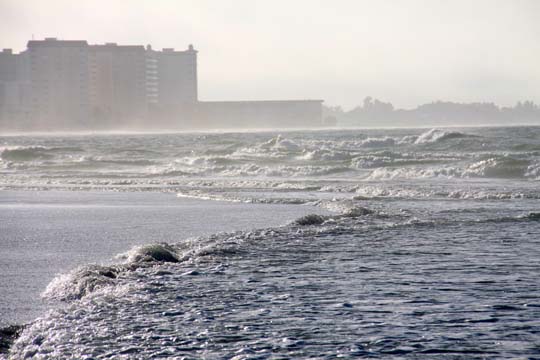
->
[[413, 128, 472, 144], [359, 136, 396, 147], [42, 265, 120, 301]]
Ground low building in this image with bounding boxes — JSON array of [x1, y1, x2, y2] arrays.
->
[[196, 100, 323, 129]]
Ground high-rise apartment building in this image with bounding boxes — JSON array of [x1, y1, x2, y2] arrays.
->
[[157, 45, 198, 106], [146, 45, 198, 125], [89, 43, 148, 126], [0, 49, 17, 82], [0, 48, 29, 127], [27, 38, 90, 127], [0, 38, 199, 129]]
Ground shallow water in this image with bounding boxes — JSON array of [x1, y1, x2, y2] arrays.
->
[[1, 126, 540, 358], [0, 191, 328, 325]]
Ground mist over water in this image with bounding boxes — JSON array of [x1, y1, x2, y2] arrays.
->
[[2, 127, 540, 188], [1, 126, 540, 358]]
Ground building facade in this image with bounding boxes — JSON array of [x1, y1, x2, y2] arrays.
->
[[0, 48, 30, 128], [27, 38, 91, 128], [157, 45, 198, 106], [148, 45, 198, 126], [88, 43, 148, 127]]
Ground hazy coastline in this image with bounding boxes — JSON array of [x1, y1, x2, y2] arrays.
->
[[2, 0, 539, 358]]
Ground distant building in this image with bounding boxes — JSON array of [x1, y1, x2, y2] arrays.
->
[[0, 49, 17, 124], [148, 45, 198, 126], [0, 49, 30, 127], [0, 49, 17, 82], [88, 43, 148, 126], [0, 38, 323, 130], [157, 45, 198, 105], [27, 38, 90, 127]]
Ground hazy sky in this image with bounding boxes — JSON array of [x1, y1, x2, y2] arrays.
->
[[1, 0, 539, 109]]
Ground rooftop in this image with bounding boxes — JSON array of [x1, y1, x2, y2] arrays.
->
[[27, 38, 88, 47]]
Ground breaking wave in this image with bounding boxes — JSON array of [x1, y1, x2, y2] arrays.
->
[[413, 128, 475, 144], [42, 264, 120, 301], [367, 156, 538, 180], [36, 202, 540, 308], [359, 136, 396, 147], [0, 147, 54, 161], [1, 127, 539, 188], [0, 145, 87, 162]]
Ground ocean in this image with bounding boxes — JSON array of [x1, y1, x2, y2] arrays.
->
[[1, 126, 539, 358]]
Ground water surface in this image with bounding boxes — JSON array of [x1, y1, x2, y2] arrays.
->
[[2, 126, 540, 358]]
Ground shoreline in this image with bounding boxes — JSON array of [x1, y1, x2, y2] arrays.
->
[[0, 189, 330, 357], [1, 123, 540, 137], [0, 190, 329, 324]]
